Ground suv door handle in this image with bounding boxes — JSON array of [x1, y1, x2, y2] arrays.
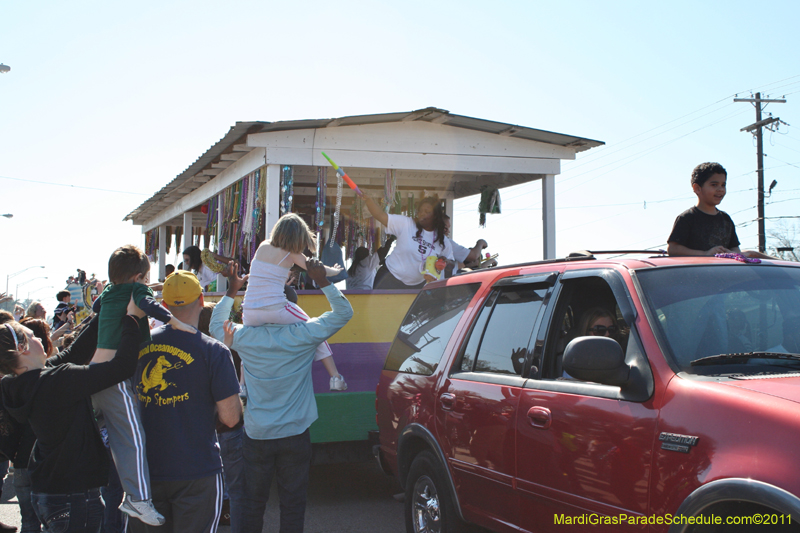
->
[[527, 406, 552, 429], [440, 393, 456, 411]]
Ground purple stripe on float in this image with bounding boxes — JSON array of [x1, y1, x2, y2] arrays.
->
[[312, 342, 392, 393]]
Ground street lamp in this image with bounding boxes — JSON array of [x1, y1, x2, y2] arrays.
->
[[1, 214, 11, 219], [16, 277, 48, 303], [28, 285, 54, 301], [6, 265, 45, 295]]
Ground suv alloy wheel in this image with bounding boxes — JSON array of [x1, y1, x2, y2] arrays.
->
[[406, 451, 464, 533]]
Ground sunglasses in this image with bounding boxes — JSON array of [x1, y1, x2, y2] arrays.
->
[[588, 325, 618, 335]]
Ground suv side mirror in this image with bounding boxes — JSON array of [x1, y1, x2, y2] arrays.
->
[[563, 337, 629, 386]]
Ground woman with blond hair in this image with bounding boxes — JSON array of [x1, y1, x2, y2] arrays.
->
[[578, 307, 620, 340], [235, 213, 347, 391]]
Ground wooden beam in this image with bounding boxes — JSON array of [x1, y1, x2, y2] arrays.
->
[[291, 187, 453, 199], [220, 152, 245, 161], [211, 161, 233, 169], [264, 147, 561, 175], [248, 121, 577, 160], [183, 212, 193, 250], [265, 164, 281, 237], [199, 168, 224, 176], [542, 174, 556, 259], [158, 224, 167, 281], [232, 144, 251, 152]]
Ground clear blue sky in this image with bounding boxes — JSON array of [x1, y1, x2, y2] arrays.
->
[[2, 0, 799, 313]]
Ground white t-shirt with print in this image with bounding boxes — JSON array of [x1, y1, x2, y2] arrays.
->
[[385, 214, 454, 286], [450, 239, 471, 263]]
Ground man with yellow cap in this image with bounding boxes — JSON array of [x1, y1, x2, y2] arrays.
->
[[131, 271, 242, 533]]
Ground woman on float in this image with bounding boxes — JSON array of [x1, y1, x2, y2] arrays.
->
[[361, 193, 454, 289], [181, 246, 233, 291]]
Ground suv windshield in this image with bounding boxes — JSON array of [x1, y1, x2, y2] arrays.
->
[[637, 264, 800, 375]]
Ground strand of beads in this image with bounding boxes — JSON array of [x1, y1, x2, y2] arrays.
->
[[715, 253, 761, 264], [280, 165, 294, 215], [315, 167, 327, 258], [252, 168, 265, 259], [331, 168, 343, 242]]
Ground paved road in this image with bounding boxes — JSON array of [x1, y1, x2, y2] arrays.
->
[[0, 459, 407, 533]]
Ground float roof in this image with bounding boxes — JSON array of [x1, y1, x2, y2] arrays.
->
[[124, 107, 603, 224]]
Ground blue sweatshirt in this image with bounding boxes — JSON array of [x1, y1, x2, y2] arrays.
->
[[209, 285, 353, 440]]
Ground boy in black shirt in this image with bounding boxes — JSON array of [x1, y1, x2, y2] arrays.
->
[[668, 162, 749, 256]]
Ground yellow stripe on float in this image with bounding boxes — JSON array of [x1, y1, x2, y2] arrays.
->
[[298, 292, 416, 344]]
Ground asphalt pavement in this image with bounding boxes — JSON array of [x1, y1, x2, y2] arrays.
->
[[0, 460, 406, 533]]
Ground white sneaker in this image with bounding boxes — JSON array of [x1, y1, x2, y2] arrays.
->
[[330, 374, 348, 391], [119, 495, 166, 526]]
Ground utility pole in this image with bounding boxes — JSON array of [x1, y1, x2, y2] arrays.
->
[[735, 92, 786, 253]]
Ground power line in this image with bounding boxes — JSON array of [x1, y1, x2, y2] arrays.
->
[[558, 102, 737, 178], [0, 175, 148, 196], [558, 108, 750, 196]]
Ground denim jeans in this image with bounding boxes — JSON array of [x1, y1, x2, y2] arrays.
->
[[100, 453, 125, 533], [241, 429, 312, 533], [31, 489, 104, 533], [13, 468, 42, 533], [218, 426, 244, 533]]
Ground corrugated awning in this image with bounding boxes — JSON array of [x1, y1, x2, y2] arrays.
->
[[124, 107, 603, 223]]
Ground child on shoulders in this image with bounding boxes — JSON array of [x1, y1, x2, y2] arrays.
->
[[239, 213, 348, 391], [91, 245, 196, 527]]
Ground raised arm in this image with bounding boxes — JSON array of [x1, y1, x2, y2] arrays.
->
[[464, 239, 488, 264], [210, 261, 246, 346], [362, 194, 389, 228], [299, 259, 354, 342], [47, 314, 99, 367], [51, 315, 142, 398], [291, 252, 342, 277]]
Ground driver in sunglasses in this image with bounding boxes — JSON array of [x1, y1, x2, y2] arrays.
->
[[560, 307, 623, 381], [580, 307, 620, 341]]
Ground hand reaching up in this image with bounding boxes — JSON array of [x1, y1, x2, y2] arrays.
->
[[223, 320, 236, 348]]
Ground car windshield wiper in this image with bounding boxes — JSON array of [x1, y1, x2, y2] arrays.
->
[[691, 352, 800, 366]]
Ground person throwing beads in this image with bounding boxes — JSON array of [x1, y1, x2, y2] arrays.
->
[[238, 213, 348, 391], [360, 192, 454, 289]]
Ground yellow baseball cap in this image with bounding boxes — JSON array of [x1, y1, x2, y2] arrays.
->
[[162, 271, 202, 306]]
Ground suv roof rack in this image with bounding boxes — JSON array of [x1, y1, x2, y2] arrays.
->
[[575, 249, 668, 257], [475, 249, 668, 273]]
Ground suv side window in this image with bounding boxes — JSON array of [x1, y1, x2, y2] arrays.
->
[[384, 283, 481, 375], [532, 272, 654, 401], [461, 285, 549, 376]]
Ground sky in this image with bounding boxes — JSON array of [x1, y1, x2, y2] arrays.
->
[[2, 0, 799, 315]]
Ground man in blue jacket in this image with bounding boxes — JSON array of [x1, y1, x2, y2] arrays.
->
[[210, 258, 353, 533]]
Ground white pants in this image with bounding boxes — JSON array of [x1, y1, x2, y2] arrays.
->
[[242, 302, 333, 361]]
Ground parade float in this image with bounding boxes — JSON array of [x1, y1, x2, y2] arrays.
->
[[123, 107, 602, 444]]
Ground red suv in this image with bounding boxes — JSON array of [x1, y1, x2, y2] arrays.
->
[[375, 254, 800, 533]]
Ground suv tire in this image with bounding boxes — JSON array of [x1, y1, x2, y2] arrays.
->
[[405, 450, 464, 533]]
